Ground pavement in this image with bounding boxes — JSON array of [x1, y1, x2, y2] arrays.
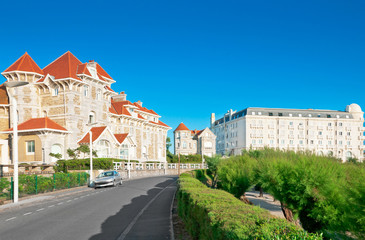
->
[[0, 175, 178, 240], [245, 190, 285, 219]]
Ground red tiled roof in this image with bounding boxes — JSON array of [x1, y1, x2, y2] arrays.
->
[[174, 122, 189, 132], [191, 129, 203, 135], [110, 101, 132, 116], [133, 102, 159, 116], [77, 63, 91, 76], [4, 117, 67, 132], [105, 85, 115, 92], [3, 52, 43, 75], [42, 51, 83, 81], [78, 126, 107, 144], [96, 63, 113, 80], [153, 120, 170, 128], [138, 114, 145, 120], [114, 133, 128, 144], [0, 84, 9, 104]]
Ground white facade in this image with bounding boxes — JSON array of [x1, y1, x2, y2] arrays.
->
[[211, 104, 365, 162]]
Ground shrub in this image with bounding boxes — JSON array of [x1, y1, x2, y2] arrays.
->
[[54, 158, 138, 172], [178, 173, 322, 240]]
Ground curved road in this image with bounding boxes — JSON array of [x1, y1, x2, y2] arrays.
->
[[0, 175, 177, 240]]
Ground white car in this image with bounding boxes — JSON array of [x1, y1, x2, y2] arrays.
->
[[94, 171, 122, 188]]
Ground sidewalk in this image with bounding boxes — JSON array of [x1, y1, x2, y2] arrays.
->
[[245, 190, 285, 219]]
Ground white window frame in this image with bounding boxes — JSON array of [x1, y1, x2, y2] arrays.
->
[[26, 140, 35, 155]]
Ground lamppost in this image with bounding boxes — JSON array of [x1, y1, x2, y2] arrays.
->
[[89, 130, 93, 185], [127, 145, 131, 179], [4, 81, 29, 203]]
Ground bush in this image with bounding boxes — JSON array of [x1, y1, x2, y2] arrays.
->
[[177, 173, 322, 239], [167, 153, 203, 163]]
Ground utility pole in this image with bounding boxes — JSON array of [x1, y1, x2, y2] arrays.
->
[[89, 131, 93, 185], [178, 152, 180, 175]]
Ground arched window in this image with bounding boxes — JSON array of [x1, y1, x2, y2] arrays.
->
[[327, 151, 333, 157], [43, 111, 47, 117], [183, 141, 187, 149], [97, 140, 110, 158], [318, 151, 323, 156], [89, 111, 96, 124], [142, 146, 147, 156], [50, 144, 62, 162], [120, 144, 129, 160], [345, 151, 352, 159]]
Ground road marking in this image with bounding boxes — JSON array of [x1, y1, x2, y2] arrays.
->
[[49, 205, 55, 208], [24, 212, 32, 216], [67, 200, 72, 202], [74, 198, 79, 200], [117, 180, 177, 240], [5, 217, 16, 221], [57, 202, 64, 205], [86, 194, 90, 196], [80, 196, 85, 198], [36, 208, 45, 212]]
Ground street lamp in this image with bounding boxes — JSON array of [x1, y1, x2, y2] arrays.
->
[[89, 130, 93, 185], [4, 81, 29, 203], [127, 145, 131, 179]]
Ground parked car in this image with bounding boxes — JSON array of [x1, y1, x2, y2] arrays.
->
[[94, 171, 122, 188]]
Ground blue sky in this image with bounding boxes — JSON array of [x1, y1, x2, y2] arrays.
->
[[0, 0, 364, 142]]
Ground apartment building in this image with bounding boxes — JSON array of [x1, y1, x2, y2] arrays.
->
[[210, 104, 365, 162], [174, 123, 216, 157], [0, 52, 170, 168]]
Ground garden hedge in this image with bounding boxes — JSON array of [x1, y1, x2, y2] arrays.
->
[[177, 173, 322, 240], [54, 158, 139, 172]]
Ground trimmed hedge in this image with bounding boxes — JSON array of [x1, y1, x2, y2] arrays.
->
[[177, 173, 322, 240], [54, 158, 139, 172]]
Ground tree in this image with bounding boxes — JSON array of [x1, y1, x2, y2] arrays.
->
[[166, 137, 172, 151], [49, 152, 62, 161], [205, 155, 221, 188], [67, 148, 77, 160]]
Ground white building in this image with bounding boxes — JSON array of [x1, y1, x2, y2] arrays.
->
[[210, 104, 365, 162], [174, 123, 216, 157]]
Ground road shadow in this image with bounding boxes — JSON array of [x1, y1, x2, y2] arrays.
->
[[89, 176, 177, 240]]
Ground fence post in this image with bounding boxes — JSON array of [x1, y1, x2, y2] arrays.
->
[[67, 173, 70, 188], [35, 175, 38, 195], [10, 177, 13, 201], [78, 172, 80, 187], [84, 172, 87, 185], [53, 174, 56, 191]]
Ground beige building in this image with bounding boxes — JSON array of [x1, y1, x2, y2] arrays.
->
[[174, 123, 216, 157], [0, 52, 170, 169], [211, 104, 365, 162]]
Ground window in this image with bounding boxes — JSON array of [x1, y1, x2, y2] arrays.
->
[[310, 140, 314, 144], [278, 113, 283, 116], [319, 131, 322, 135], [339, 141, 343, 145], [327, 115, 331, 118], [89, 111, 95, 124], [317, 114, 321, 117], [319, 140, 322, 145], [84, 85, 89, 97], [328, 141, 332, 145], [299, 140, 303, 145], [347, 141, 351, 146], [298, 114, 302, 117], [50, 144, 62, 162], [26, 141, 35, 154], [318, 151, 323, 156], [289, 114, 293, 117], [183, 142, 187, 149], [346, 115, 349, 119], [308, 114, 312, 117], [269, 112, 273, 116], [204, 142, 213, 149], [252, 112, 255, 115], [258, 139, 263, 144], [252, 140, 256, 144], [52, 87, 59, 96], [345, 151, 352, 159], [270, 140, 274, 145], [120, 145, 129, 160], [347, 132, 351, 136], [97, 140, 110, 158], [289, 140, 294, 145], [328, 123, 332, 126], [289, 122, 293, 125], [258, 112, 262, 115], [339, 122, 343, 126], [97, 89, 102, 101], [281, 139, 285, 145], [339, 132, 343, 136]]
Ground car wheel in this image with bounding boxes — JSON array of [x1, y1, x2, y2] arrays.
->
[[113, 180, 117, 187], [119, 180, 123, 185]]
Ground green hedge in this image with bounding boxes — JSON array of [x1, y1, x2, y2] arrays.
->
[[177, 173, 322, 240], [167, 152, 203, 163], [54, 158, 139, 172]]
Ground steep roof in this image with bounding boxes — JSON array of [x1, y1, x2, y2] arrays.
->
[[151, 120, 170, 128], [174, 122, 190, 132], [4, 117, 67, 132], [78, 126, 107, 144], [76, 63, 92, 76], [96, 63, 113, 80], [42, 51, 83, 81], [133, 102, 159, 116], [114, 133, 129, 144], [110, 101, 132, 116], [3, 52, 43, 75], [0, 84, 9, 104]]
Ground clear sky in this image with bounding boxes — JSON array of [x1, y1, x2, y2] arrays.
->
[[0, 0, 364, 143]]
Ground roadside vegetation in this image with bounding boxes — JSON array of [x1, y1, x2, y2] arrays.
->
[[199, 149, 365, 239], [177, 172, 322, 239]]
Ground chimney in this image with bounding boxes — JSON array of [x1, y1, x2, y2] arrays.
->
[[87, 60, 97, 69], [211, 113, 215, 126], [136, 100, 143, 107], [111, 91, 127, 102]]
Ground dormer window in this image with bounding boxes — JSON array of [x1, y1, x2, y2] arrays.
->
[[87, 66, 98, 79], [89, 111, 96, 124]]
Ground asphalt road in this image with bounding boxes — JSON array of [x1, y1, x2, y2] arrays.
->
[[0, 175, 178, 240]]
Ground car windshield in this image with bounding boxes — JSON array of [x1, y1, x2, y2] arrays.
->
[[97, 171, 114, 178]]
